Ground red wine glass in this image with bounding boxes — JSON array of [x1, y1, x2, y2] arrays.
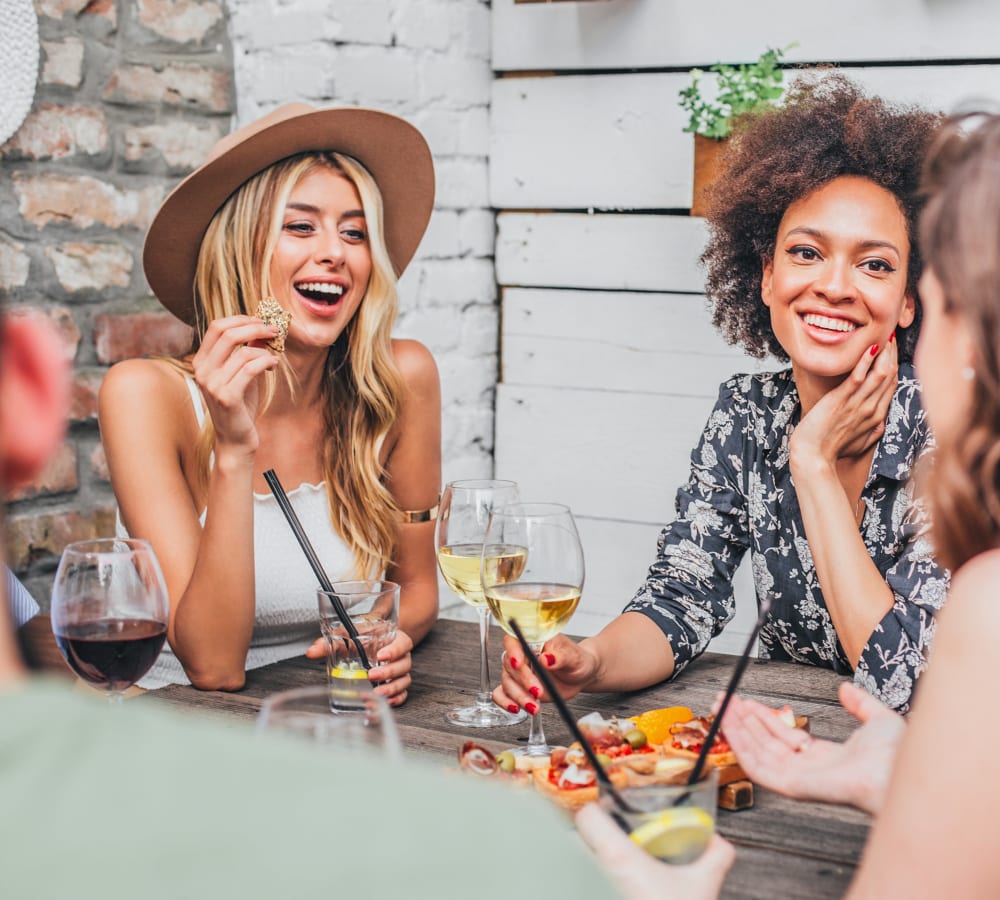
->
[[51, 538, 170, 703]]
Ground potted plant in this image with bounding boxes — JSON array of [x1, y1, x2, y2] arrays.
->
[[678, 45, 794, 216]]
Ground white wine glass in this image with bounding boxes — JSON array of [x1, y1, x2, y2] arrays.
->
[[51, 538, 169, 703], [436, 479, 527, 727], [482, 502, 584, 757]]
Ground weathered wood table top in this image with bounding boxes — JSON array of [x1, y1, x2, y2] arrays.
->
[[140, 617, 867, 899]]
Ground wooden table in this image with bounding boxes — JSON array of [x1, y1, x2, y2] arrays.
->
[[140, 618, 868, 899]]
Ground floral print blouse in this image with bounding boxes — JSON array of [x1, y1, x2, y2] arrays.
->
[[624, 364, 947, 713]]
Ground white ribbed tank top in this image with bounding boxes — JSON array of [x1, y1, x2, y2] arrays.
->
[[129, 377, 355, 689]]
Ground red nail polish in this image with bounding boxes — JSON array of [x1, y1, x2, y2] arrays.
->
[[529, 685, 541, 700], [509, 656, 519, 670], [525, 702, 539, 715], [544, 653, 556, 667], [889, 331, 896, 344], [869, 343, 879, 356], [507, 703, 520, 714]]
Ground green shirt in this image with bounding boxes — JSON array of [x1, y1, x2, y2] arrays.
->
[[1, 681, 618, 899]]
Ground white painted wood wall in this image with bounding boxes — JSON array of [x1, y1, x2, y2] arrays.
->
[[489, 0, 1000, 650]]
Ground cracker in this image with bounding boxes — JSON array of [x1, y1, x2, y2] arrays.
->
[[257, 297, 291, 352]]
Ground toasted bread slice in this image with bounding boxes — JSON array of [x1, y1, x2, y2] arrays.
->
[[532, 765, 628, 812]]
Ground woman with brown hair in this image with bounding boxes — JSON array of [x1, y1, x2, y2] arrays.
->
[[496, 74, 947, 718], [99, 104, 441, 699]]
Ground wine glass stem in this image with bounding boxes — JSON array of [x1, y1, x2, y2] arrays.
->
[[108, 691, 124, 706], [475, 606, 494, 709], [525, 642, 547, 755]]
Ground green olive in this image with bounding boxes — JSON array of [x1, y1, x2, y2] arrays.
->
[[624, 728, 647, 750], [595, 752, 612, 768], [495, 751, 516, 774]]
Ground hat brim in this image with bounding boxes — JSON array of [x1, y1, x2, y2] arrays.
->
[[143, 106, 435, 325]]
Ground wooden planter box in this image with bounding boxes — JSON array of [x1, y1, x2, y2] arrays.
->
[[691, 134, 729, 218]]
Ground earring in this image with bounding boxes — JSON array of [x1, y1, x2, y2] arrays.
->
[[961, 367, 975, 381]]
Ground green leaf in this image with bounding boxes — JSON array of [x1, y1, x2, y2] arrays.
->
[[675, 44, 793, 138]]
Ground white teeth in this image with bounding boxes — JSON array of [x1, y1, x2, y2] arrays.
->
[[803, 313, 857, 333], [297, 282, 344, 295]]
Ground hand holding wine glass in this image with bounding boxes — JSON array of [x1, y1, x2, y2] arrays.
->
[[436, 479, 527, 727], [51, 538, 169, 703], [482, 502, 584, 757]]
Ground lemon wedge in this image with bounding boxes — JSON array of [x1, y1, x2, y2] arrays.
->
[[629, 807, 714, 863], [328, 664, 370, 680]]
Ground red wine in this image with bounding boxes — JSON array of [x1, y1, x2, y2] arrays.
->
[[55, 618, 167, 691]]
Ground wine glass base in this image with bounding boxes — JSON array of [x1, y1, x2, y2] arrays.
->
[[505, 743, 552, 759], [446, 704, 527, 728]]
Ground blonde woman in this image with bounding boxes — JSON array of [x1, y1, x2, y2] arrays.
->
[[99, 105, 440, 702]]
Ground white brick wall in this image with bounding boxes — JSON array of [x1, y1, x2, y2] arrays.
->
[[227, 0, 496, 496]]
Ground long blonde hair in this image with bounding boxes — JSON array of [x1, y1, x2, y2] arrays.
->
[[180, 152, 404, 577]]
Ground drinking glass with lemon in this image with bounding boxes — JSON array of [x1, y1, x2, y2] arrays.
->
[[600, 767, 718, 864], [317, 580, 398, 686]]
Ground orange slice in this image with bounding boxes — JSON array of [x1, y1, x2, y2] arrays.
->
[[630, 706, 695, 745]]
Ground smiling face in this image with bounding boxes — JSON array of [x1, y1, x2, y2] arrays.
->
[[268, 163, 372, 349], [762, 175, 915, 392]]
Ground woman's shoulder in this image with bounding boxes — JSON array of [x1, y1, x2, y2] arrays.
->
[[99, 357, 192, 417], [391, 339, 440, 393], [936, 549, 1000, 642], [948, 549, 1000, 602]]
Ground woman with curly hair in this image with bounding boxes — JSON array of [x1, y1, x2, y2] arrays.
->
[[99, 105, 441, 700], [495, 74, 947, 717], [586, 110, 1000, 900]]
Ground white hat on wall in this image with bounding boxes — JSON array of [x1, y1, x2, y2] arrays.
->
[[0, 0, 40, 146]]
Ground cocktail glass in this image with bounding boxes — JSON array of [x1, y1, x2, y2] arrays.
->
[[599, 767, 719, 864], [317, 580, 398, 687]]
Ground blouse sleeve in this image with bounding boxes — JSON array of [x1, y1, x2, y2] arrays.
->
[[623, 382, 752, 678], [854, 482, 949, 714]]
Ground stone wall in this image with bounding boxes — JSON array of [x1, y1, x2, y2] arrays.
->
[[1, 0, 495, 608], [1, 0, 233, 604]]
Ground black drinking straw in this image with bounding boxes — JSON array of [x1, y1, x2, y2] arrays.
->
[[507, 618, 636, 816], [685, 597, 773, 788], [263, 468, 371, 670]]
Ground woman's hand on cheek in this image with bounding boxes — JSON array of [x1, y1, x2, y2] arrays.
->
[[791, 337, 898, 469]]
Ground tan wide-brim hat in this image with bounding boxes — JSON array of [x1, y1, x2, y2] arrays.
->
[[0, 0, 40, 146], [143, 103, 435, 325]]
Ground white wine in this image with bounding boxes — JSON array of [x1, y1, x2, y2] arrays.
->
[[438, 543, 528, 609], [485, 582, 581, 644]]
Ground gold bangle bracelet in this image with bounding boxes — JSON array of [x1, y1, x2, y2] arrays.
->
[[398, 500, 439, 524]]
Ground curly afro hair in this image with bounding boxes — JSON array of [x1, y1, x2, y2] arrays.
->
[[701, 71, 941, 363]]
